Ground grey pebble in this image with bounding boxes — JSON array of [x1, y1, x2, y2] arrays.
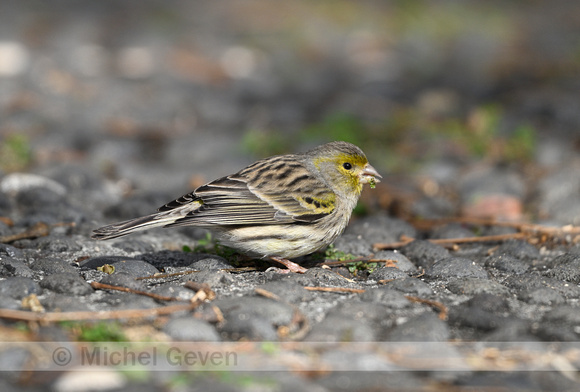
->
[[360, 287, 410, 308], [386, 312, 450, 342], [0, 277, 42, 299], [383, 278, 433, 297], [99, 273, 146, 291], [151, 284, 196, 301], [291, 267, 361, 288], [31, 235, 82, 253], [426, 257, 488, 279], [42, 293, 93, 312], [80, 256, 159, 277], [216, 296, 295, 340], [0, 258, 34, 278], [447, 278, 510, 296], [255, 281, 314, 303], [449, 294, 510, 332], [485, 254, 530, 274], [31, 257, 78, 275], [0, 295, 22, 310], [367, 267, 409, 281], [163, 317, 221, 341], [0, 244, 23, 259], [373, 250, 417, 272], [188, 270, 235, 287], [110, 259, 160, 277], [517, 287, 565, 305], [545, 253, 580, 284], [504, 273, 580, 299], [99, 293, 160, 310], [305, 315, 378, 342], [220, 314, 278, 341], [536, 305, 580, 340], [190, 256, 233, 270], [493, 239, 540, 259], [40, 273, 93, 296], [400, 240, 450, 269], [139, 250, 216, 268]]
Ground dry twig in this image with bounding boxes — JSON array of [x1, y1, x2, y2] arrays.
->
[[90, 281, 180, 302], [303, 286, 366, 294], [0, 302, 201, 322], [405, 295, 448, 320]]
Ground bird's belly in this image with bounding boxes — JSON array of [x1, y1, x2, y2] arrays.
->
[[214, 224, 344, 259]]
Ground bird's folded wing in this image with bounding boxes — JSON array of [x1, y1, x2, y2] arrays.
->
[[160, 174, 335, 227]]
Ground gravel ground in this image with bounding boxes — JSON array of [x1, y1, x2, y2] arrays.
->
[[1, 1, 580, 391]]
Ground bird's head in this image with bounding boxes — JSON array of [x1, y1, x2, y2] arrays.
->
[[308, 141, 382, 198]]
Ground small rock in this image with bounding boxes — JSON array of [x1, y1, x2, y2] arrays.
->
[[139, 250, 216, 268], [372, 250, 417, 272], [255, 281, 314, 303], [536, 305, 580, 340], [110, 259, 159, 277], [426, 257, 488, 279], [305, 315, 377, 342], [0, 244, 23, 259], [0, 277, 42, 299], [493, 240, 539, 259], [518, 287, 565, 305], [545, 254, 580, 284], [383, 278, 433, 297], [190, 256, 233, 270], [163, 317, 221, 341], [485, 254, 530, 274], [292, 267, 362, 288], [42, 294, 93, 312], [0, 257, 34, 278], [360, 287, 410, 308], [447, 278, 510, 296], [368, 267, 409, 281], [188, 270, 235, 287], [220, 316, 278, 341], [386, 312, 450, 341], [31, 257, 78, 275], [449, 293, 512, 333], [152, 284, 196, 301], [31, 235, 83, 253], [0, 294, 23, 310], [400, 240, 450, 269], [99, 273, 145, 291], [40, 273, 93, 296]]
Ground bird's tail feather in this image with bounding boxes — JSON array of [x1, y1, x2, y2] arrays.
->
[[91, 213, 179, 240]]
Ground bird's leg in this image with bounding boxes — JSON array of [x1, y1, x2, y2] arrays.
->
[[269, 256, 308, 274]]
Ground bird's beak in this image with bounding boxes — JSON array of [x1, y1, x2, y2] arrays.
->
[[360, 163, 382, 185]]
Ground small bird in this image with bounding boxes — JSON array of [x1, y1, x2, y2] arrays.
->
[[92, 141, 381, 273]]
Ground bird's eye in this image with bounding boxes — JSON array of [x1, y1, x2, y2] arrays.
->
[[342, 162, 353, 170]]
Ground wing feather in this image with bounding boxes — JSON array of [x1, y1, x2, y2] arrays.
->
[[160, 156, 336, 227]]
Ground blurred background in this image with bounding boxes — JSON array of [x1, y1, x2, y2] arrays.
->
[[1, 0, 579, 223]]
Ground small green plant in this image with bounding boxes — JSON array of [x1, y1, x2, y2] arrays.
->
[[61, 321, 128, 342], [346, 260, 378, 275], [324, 244, 356, 261], [0, 133, 32, 172]]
